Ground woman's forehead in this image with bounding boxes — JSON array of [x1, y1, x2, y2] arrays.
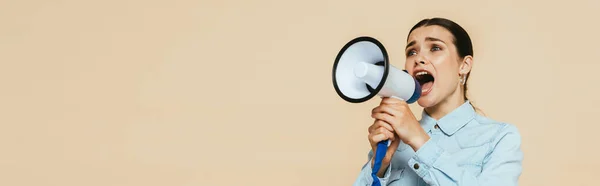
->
[[407, 25, 454, 43]]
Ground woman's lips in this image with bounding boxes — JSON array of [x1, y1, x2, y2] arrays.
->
[[421, 81, 433, 96], [413, 69, 434, 97]]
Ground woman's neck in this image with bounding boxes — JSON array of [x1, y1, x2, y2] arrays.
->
[[424, 89, 466, 120]]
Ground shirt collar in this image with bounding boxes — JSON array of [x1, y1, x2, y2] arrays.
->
[[419, 100, 476, 135]]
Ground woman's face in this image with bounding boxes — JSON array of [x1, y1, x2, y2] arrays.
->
[[404, 25, 464, 108]]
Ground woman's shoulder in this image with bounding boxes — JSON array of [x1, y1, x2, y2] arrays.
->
[[456, 114, 522, 148], [471, 114, 520, 133]]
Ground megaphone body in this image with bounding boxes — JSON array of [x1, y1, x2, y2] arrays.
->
[[332, 36, 420, 186], [352, 61, 420, 102]]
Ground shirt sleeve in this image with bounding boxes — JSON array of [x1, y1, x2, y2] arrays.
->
[[353, 150, 402, 186], [407, 124, 523, 186]]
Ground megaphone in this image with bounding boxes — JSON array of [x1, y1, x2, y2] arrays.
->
[[331, 36, 420, 186], [332, 36, 421, 104]]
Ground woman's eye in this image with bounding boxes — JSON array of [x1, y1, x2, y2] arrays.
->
[[407, 50, 417, 56], [431, 46, 441, 51]]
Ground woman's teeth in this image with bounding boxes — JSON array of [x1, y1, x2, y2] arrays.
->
[[416, 71, 428, 76]]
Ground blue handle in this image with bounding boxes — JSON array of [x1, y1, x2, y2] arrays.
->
[[371, 140, 388, 186]]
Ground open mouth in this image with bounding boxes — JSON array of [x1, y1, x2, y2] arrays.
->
[[415, 71, 435, 95]]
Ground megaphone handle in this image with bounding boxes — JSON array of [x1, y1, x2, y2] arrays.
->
[[371, 140, 389, 186], [371, 96, 401, 185]]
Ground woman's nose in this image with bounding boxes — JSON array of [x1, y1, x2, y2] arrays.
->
[[414, 55, 428, 66]]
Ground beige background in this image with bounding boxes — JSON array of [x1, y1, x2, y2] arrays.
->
[[1, 0, 599, 185]]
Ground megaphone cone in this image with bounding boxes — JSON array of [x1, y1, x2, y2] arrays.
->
[[332, 36, 421, 103]]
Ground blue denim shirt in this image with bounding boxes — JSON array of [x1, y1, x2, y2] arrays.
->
[[353, 101, 523, 186]]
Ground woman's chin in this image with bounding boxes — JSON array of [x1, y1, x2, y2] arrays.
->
[[417, 96, 437, 108]]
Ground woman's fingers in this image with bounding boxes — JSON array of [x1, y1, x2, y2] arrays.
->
[[369, 133, 386, 143], [388, 134, 400, 152], [371, 112, 397, 126], [369, 126, 395, 143], [374, 120, 394, 132], [379, 127, 395, 141], [372, 104, 400, 116], [368, 119, 394, 133]]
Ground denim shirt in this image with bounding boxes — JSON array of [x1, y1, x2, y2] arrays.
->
[[353, 101, 523, 186]]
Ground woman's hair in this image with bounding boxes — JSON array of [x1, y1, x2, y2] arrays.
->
[[408, 18, 482, 113]]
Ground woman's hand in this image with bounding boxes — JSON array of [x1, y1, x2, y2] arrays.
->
[[367, 119, 400, 177], [371, 97, 430, 151]]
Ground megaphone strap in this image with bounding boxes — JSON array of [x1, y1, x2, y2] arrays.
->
[[371, 140, 388, 186]]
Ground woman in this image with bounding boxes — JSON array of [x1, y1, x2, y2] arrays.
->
[[353, 18, 523, 186]]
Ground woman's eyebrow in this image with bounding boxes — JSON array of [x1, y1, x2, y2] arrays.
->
[[406, 40, 416, 49], [426, 37, 446, 44], [406, 37, 446, 49]]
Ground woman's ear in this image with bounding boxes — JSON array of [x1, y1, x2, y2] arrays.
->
[[459, 56, 473, 75]]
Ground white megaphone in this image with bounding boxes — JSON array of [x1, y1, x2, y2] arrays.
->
[[332, 36, 420, 186], [332, 36, 421, 104]]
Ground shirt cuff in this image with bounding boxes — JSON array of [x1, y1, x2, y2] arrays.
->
[[362, 159, 393, 185], [407, 138, 444, 178]]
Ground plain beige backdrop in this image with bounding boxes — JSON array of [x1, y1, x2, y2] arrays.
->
[[1, 0, 599, 185]]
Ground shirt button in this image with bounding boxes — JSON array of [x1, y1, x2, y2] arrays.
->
[[413, 163, 420, 169], [434, 124, 439, 129]]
